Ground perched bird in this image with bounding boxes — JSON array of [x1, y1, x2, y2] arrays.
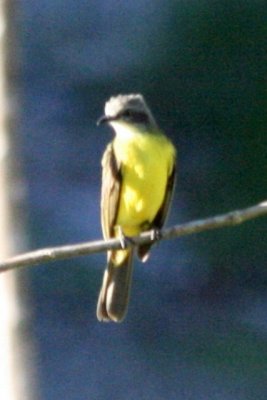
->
[[97, 94, 176, 322]]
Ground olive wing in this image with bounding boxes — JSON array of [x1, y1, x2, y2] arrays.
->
[[153, 163, 176, 229], [137, 162, 176, 261], [101, 143, 122, 239]]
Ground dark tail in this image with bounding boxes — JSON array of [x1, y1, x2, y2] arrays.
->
[[96, 250, 133, 322]]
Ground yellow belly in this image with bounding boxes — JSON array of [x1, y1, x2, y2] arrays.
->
[[113, 130, 175, 237]]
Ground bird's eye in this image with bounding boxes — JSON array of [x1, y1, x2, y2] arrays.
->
[[120, 110, 149, 124], [122, 110, 132, 119]]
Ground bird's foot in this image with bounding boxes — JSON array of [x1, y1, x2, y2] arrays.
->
[[150, 228, 162, 242], [116, 226, 135, 249]]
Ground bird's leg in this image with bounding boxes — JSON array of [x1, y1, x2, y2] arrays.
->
[[116, 226, 135, 249], [150, 228, 162, 242], [140, 221, 162, 244]]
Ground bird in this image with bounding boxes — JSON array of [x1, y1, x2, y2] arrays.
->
[[96, 94, 176, 322]]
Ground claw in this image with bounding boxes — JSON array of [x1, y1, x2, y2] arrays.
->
[[150, 228, 162, 242], [116, 226, 135, 249]]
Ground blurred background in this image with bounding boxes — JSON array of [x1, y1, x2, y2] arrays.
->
[[2, 0, 267, 399]]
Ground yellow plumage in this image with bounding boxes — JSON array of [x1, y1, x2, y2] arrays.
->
[[113, 126, 175, 237]]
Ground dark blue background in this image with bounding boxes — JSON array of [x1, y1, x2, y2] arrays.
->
[[18, 1, 267, 399]]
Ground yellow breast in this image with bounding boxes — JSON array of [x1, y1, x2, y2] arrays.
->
[[113, 128, 175, 236]]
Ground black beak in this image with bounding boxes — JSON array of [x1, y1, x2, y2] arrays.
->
[[97, 115, 108, 125], [97, 115, 116, 126]]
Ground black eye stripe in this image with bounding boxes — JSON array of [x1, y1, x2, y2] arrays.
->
[[120, 110, 149, 123]]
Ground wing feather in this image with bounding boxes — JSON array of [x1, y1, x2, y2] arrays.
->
[[137, 162, 176, 261], [153, 163, 176, 229], [101, 143, 122, 239]]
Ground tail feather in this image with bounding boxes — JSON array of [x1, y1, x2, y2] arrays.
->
[[137, 243, 152, 262], [97, 250, 133, 322]]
